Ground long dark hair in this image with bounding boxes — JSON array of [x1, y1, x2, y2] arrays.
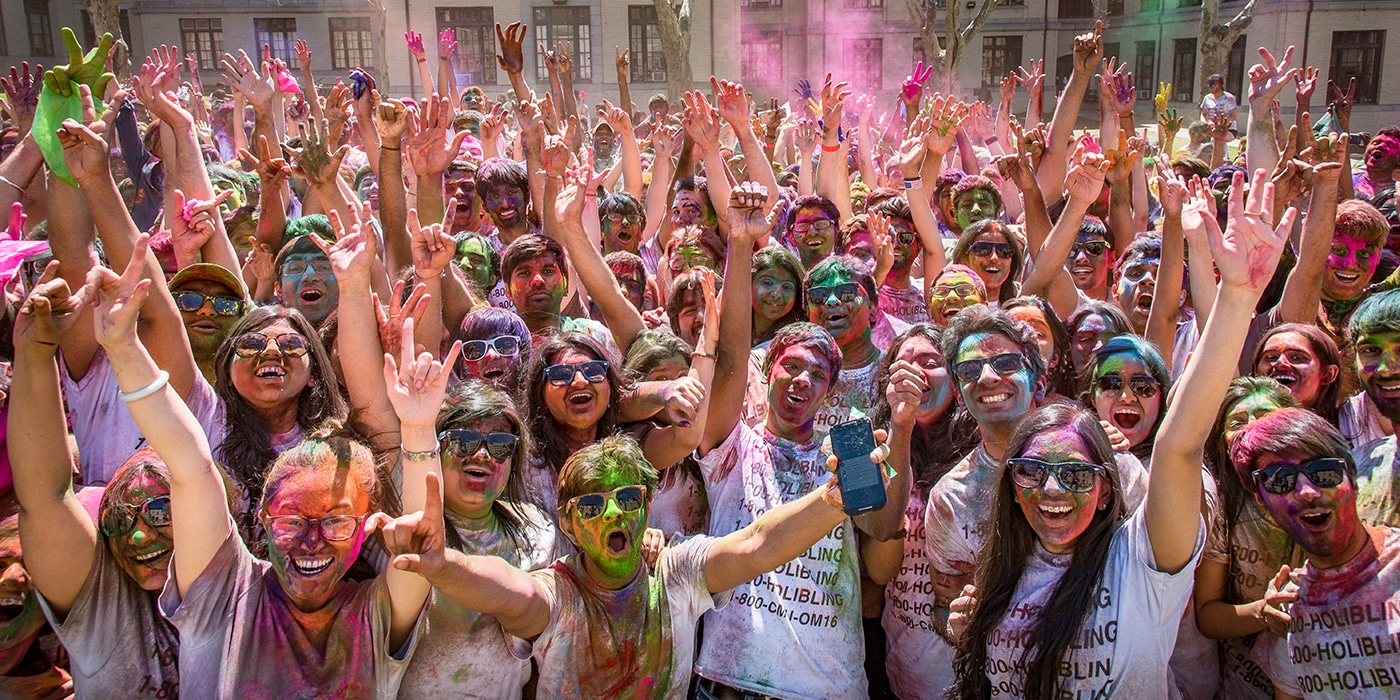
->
[[751, 245, 807, 345], [1250, 322, 1343, 424], [436, 381, 536, 553], [525, 332, 629, 472], [215, 306, 346, 516], [1080, 335, 1172, 461], [952, 404, 1127, 700], [622, 330, 706, 493], [1204, 377, 1299, 538], [1004, 296, 1076, 399], [951, 221, 1026, 303], [869, 324, 978, 498]]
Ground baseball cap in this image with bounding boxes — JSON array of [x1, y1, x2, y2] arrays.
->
[[169, 262, 247, 300]]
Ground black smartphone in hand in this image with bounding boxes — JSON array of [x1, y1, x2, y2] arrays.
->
[[830, 418, 887, 516]]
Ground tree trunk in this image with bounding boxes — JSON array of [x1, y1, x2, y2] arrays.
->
[[653, 0, 693, 99], [1196, 0, 1261, 100], [80, 0, 127, 78]]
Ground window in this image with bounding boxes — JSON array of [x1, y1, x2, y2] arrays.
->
[[533, 6, 592, 82], [845, 0, 884, 8], [1140, 0, 1160, 11], [437, 8, 496, 85], [844, 38, 883, 88], [628, 6, 666, 83], [1226, 34, 1247, 98], [181, 19, 223, 71], [26, 0, 53, 56], [254, 19, 296, 62], [1107, 0, 1124, 14], [982, 36, 1022, 88], [741, 0, 782, 8], [1330, 30, 1384, 105], [1134, 41, 1156, 101], [1172, 38, 1196, 102], [1058, 0, 1092, 19], [742, 30, 782, 84], [329, 18, 374, 70]]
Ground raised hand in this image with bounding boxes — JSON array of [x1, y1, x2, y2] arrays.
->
[[323, 81, 353, 144], [711, 76, 750, 126], [1, 62, 42, 133], [1155, 167, 1187, 219], [597, 98, 634, 135], [651, 122, 683, 159], [410, 204, 456, 278], [375, 97, 411, 145], [85, 233, 152, 347], [556, 41, 573, 75], [1015, 60, 1045, 97], [726, 182, 780, 241], [404, 93, 470, 177], [819, 73, 852, 137], [14, 262, 88, 351], [371, 281, 429, 361], [681, 90, 722, 152], [311, 211, 375, 285], [46, 29, 116, 97], [1102, 129, 1139, 185], [1103, 59, 1135, 113], [1213, 169, 1294, 294], [902, 61, 934, 108], [169, 189, 232, 261], [868, 211, 895, 276], [221, 50, 276, 112], [615, 46, 629, 76], [1327, 77, 1357, 130], [405, 31, 427, 61], [921, 93, 970, 156], [1294, 66, 1319, 104], [1065, 141, 1111, 203], [1208, 113, 1233, 141], [795, 119, 818, 158], [283, 117, 350, 188], [56, 85, 122, 184], [495, 22, 527, 74], [238, 133, 293, 189], [1072, 20, 1104, 75], [383, 314, 461, 421], [1248, 46, 1298, 108], [1154, 81, 1171, 113], [438, 29, 458, 60], [999, 74, 1017, 105], [370, 472, 448, 578]]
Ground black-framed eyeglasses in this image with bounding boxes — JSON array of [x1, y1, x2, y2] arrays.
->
[[970, 241, 1014, 259], [462, 336, 521, 361], [568, 485, 648, 520], [807, 282, 861, 306], [952, 353, 1025, 382], [232, 333, 309, 358], [1094, 374, 1161, 399], [544, 360, 610, 387], [1252, 457, 1350, 495], [932, 283, 979, 299], [606, 213, 642, 224], [100, 495, 172, 537], [1067, 241, 1109, 259], [173, 291, 246, 317], [265, 514, 366, 544], [1008, 457, 1106, 493], [792, 219, 835, 234], [438, 429, 520, 461]]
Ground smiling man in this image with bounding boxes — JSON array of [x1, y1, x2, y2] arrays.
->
[[1354, 127, 1400, 200], [169, 263, 247, 383], [273, 226, 339, 327], [1346, 290, 1400, 528], [477, 158, 538, 247], [787, 194, 841, 271], [1064, 215, 1116, 303]]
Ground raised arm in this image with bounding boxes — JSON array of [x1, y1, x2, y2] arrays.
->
[[1244, 46, 1298, 176], [1275, 134, 1343, 323], [437, 31, 459, 104], [404, 94, 470, 238], [598, 100, 642, 199], [641, 272, 719, 469], [1039, 21, 1102, 206], [495, 23, 531, 111], [1147, 169, 1293, 574], [714, 77, 779, 214], [1145, 171, 1186, 360], [815, 74, 855, 222], [1022, 144, 1109, 298]]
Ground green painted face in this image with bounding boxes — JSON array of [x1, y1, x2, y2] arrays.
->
[[955, 189, 1000, 230], [564, 470, 649, 588], [455, 238, 497, 293]]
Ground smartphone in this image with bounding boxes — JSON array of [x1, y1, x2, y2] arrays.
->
[[19, 250, 52, 298], [830, 418, 887, 515]]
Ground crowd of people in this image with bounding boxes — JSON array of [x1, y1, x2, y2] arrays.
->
[[0, 15, 1397, 699]]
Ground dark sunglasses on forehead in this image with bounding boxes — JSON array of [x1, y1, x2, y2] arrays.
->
[[1067, 241, 1109, 259], [462, 336, 521, 361], [1252, 457, 1350, 495], [173, 291, 246, 317], [544, 359, 610, 386], [806, 282, 861, 306], [1094, 374, 1161, 399], [970, 241, 1014, 259], [569, 485, 648, 520], [952, 353, 1025, 382], [438, 429, 520, 461], [1008, 458, 1106, 493], [100, 495, 172, 537], [232, 333, 309, 358]]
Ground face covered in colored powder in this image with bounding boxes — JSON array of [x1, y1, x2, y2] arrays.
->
[[449, 178, 481, 231], [889, 218, 920, 272], [1321, 234, 1379, 302], [484, 183, 527, 230], [1007, 305, 1057, 375], [674, 290, 707, 348], [643, 353, 690, 382], [1091, 354, 1163, 450], [602, 202, 645, 255], [440, 415, 516, 520], [455, 237, 498, 295], [278, 252, 339, 326], [1364, 133, 1400, 175], [1065, 232, 1115, 294], [611, 262, 647, 313], [0, 526, 46, 650], [928, 269, 985, 325], [356, 174, 379, 216], [1113, 252, 1160, 332], [262, 468, 371, 612], [791, 205, 837, 268], [1251, 451, 1360, 566], [966, 229, 1014, 295], [1355, 328, 1400, 423], [806, 269, 873, 351], [173, 279, 246, 364], [670, 189, 706, 228], [753, 265, 798, 323], [1222, 392, 1287, 447], [954, 189, 1000, 231], [895, 335, 954, 424], [563, 474, 650, 589], [458, 334, 524, 389], [765, 342, 836, 435], [954, 332, 1039, 431], [508, 252, 567, 317], [1070, 313, 1117, 374], [1255, 332, 1336, 409], [843, 225, 874, 265], [544, 348, 611, 432], [229, 319, 316, 415], [1012, 428, 1110, 554], [103, 472, 175, 590]]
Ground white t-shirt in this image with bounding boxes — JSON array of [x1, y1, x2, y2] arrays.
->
[[984, 509, 1204, 698], [882, 485, 956, 699], [398, 504, 559, 699], [1353, 436, 1400, 529], [61, 348, 224, 485], [694, 422, 867, 699], [878, 281, 929, 326], [520, 535, 726, 700], [1341, 394, 1390, 453], [1269, 527, 1400, 699], [741, 343, 882, 437]]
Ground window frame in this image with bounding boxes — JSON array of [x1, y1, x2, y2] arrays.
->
[[180, 18, 224, 72], [329, 17, 374, 71], [1329, 30, 1384, 105], [437, 7, 498, 85], [533, 6, 593, 83], [982, 35, 1023, 89], [253, 18, 297, 63], [627, 5, 666, 83], [26, 0, 53, 57], [1172, 37, 1197, 103]]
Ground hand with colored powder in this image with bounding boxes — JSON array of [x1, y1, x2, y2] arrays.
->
[[1154, 81, 1171, 113], [901, 61, 934, 110], [1, 62, 42, 135]]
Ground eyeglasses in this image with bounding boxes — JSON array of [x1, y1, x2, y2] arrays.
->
[[970, 241, 1014, 259], [952, 353, 1025, 382], [544, 359, 610, 386], [807, 282, 861, 306], [606, 213, 642, 224], [173, 291, 246, 317], [1094, 374, 1161, 399], [462, 336, 521, 361], [1008, 458, 1106, 493], [1121, 263, 1157, 282], [100, 495, 172, 537], [792, 219, 835, 234], [438, 429, 520, 461], [232, 333, 309, 358], [265, 514, 366, 544], [892, 229, 919, 246], [281, 258, 333, 277], [932, 283, 979, 299], [1067, 241, 1109, 259], [1252, 457, 1350, 495], [568, 485, 648, 520]]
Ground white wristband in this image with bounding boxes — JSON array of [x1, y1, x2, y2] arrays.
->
[[118, 370, 170, 403]]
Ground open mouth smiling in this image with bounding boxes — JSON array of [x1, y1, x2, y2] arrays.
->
[[292, 556, 334, 576]]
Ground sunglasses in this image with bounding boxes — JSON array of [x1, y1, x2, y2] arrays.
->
[[807, 282, 861, 306], [438, 429, 520, 461], [1094, 374, 1161, 399], [970, 241, 1014, 259], [232, 333, 309, 358], [892, 229, 919, 246], [606, 213, 642, 224], [569, 485, 648, 520], [932, 283, 979, 299], [544, 360, 610, 387], [1252, 457, 1350, 495], [173, 291, 246, 317], [952, 353, 1025, 382], [1008, 457, 1106, 493], [462, 336, 521, 361], [101, 495, 172, 537], [1067, 241, 1109, 259], [265, 514, 366, 544], [792, 219, 835, 234]]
